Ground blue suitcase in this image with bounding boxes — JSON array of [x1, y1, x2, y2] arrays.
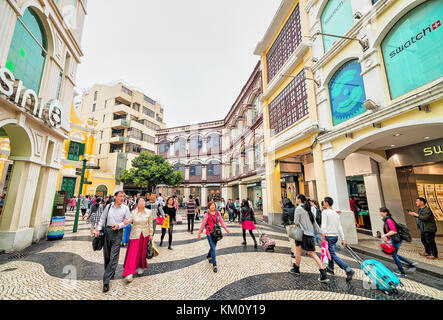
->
[[121, 224, 132, 247], [346, 246, 403, 294]]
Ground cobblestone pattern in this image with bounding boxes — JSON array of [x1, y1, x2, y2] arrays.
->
[[0, 212, 442, 300]]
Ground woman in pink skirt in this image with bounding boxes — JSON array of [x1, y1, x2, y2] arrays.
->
[[240, 199, 258, 248], [122, 197, 154, 283]]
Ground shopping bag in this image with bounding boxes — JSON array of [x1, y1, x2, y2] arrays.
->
[[321, 240, 331, 264], [161, 216, 170, 229]]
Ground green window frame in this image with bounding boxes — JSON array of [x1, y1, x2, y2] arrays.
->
[[6, 8, 48, 94], [67, 141, 85, 161]]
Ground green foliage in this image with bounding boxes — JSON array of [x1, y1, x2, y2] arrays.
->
[[120, 152, 183, 192]]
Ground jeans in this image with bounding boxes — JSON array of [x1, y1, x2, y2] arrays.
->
[[206, 235, 217, 266], [313, 229, 322, 244], [421, 232, 439, 258], [187, 214, 195, 232], [228, 209, 233, 222], [391, 241, 414, 274], [325, 236, 351, 273]]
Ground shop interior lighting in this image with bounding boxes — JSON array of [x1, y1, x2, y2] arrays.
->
[[424, 136, 431, 140], [394, 133, 402, 137], [312, 31, 369, 51]]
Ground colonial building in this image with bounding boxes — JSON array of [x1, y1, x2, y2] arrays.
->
[[0, 0, 87, 251], [156, 62, 265, 212], [307, 0, 443, 238], [56, 102, 116, 199], [79, 82, 166, 192]]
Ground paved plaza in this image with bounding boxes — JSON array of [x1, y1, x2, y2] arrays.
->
[[0, 211, 442, 300]]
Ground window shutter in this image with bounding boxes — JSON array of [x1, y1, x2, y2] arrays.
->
[[79, 143, 85, 156]]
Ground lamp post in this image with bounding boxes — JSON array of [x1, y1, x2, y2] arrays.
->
[[73, 157, 87, 233]]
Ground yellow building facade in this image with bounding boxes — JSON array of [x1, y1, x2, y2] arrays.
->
[[56, 103, 116, 199]]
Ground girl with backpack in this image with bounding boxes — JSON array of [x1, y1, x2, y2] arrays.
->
[[380, 207, 417, 277], [240, 200, 258, 248], [292, 194, 329, 282], [197, 200, 231, 273]]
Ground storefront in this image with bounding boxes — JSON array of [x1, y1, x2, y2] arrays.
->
[[247, 182, 263, 212], [207, 186, 221, 204], [387, 138, 443, 235]]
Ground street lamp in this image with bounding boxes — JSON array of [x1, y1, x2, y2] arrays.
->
[[311, 31, 370, 51]]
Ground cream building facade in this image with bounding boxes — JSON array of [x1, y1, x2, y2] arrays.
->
[[0, 0, 87, 251], [80, 82, 166, 192]]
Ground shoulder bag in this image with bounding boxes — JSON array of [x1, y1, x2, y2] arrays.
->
[[289, 209, 304, 241], [92, 204, 111, 251], [206, 212, 223, 242]]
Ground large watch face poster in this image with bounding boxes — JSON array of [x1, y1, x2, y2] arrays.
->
[[381, 0, 443, 99], [329, 60, 367, 126], [321, 0, 354, 52]]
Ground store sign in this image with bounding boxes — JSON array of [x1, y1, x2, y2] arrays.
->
[[382, 0, 443, 99], [329, 60, 367, 126], [0, 67, 63, 128], [321, 0, 354, 52], [387, 138, 443, 167]]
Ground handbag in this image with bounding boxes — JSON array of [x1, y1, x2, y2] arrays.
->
[[92, 204, 110, 251], [156, 216, 164, 225], [289, 224, 304, 241], [146, 238, 159, 259], [162, 215, 170, 229]]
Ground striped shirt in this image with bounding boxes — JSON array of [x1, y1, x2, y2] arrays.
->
[[186, 200, 196, 213]]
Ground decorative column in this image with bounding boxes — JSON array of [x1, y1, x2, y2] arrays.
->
[[363, 172, 386, 238], [202, 164, 207, 181], [0, 160, 41, 252], [201, 185, 208, 208], [239, 182, 248, 201], [322, 143, 358, 244], [184, 187, 191, 199], [184, 165, 190, 181], [222, 185, 233, 201]]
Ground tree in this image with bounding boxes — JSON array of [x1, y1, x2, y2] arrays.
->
[[120, 153, 183, 192]]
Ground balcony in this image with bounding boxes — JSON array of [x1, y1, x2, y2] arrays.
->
[[112, 118, 131, 129], [110, 135, 129, 144]]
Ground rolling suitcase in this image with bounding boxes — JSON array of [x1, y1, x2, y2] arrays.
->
[[345, 246, 403, 295], [121, 224, 132, 247], [257, 228, 275, 252]]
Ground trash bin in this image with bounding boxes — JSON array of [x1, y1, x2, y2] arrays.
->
[[47, 216, 66, 240]]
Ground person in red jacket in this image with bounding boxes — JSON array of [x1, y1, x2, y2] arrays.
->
[[197, 200, 230, 273]]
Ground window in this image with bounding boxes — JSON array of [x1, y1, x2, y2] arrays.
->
[[159, 140, 170, 153], [122, 86, 132, 96], [268, 69, 308, 136], [145, 120, 160, 130], [251, 97, 260, 123], [329, 60, 366, 126], [173, 163, 185, 177], [67, 141, 85, 161], [144, 95, 155, 104], [266, 4, 302, 83], [127, 128, 142, 140], [143, 107, 155, 118], [156, 115, 163, 122], [143, 134, 155, 144], [126, 143, 141, 154], [55, 71, 63, 100], [190, 136, 202, 155], [321, 0, 354, 52], [102, 114, 106, 122], [99, 144, 102, 154], [189, 162, 202, 176], [115, 99, 130, 107], [113, 113, 126, 120], [68, 0, 77, 27], [92, 103, 96, 112], [110, 143, 123, 153], [132, 103, 140, 112], [6, 8, 48, 94], [94, 91, 98, 101], [207, 160, 221, 176], [207, 133, 220, 154], [254, 143, 263, 169], [174, 137, 186, 156]]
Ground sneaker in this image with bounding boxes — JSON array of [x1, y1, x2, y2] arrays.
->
[[325, 266, 335, 275], [207, 257, 212, 264], [241, 242, 247, 245], [213, 267, 218, 273], [394, 272, 407, 278], [124, 274, 133, 283], [411, 262, 419, 267], [319, 269, 330, 282], [254, 243, 258, 249], [136, 268, 144, 275], [419, 252, 430, 257], [289, 264, 300, 274], [103, 284, 109, 292], [346, 270, 355, 282], [290, 253, 295, 259], [405, 267, 416, 274], [168, 247, 173, 250]]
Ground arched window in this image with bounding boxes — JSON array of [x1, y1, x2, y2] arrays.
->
[[174, 137, 186, 156], [207, 160, 221, 177], [207, 133, 220, 154], [254, 142, 263, 169], [381, 0, 443, 99], [242, 148, 249, 174], [159, 140, 170, 154], [190, 135, 202, 155], [328, 60, 367, 126], [6, 8, 48, 94], [321, 0, 354, 52], [173, 162, 185, 177], [189, 161, 202, 180]]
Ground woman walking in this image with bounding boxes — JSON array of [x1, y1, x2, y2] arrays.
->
[[197, 200, 231, 273], [282, 197, 296, 260], [292, 194, 329, 282], [240, 200, 258, 248], [122, 197, 154, 283], [88, 197, 103, 237], [219, 198, 226, 216], [380, 207, 418, 277], [160, 197, 176, 250], [226, 199, 234, 223], [70, 196, 77, 211]]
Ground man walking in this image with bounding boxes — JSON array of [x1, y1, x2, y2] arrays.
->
[[186, 195, 197, 234], [80, 195, 89, 220], [408, 197, 439, 260], [234, 198, 241, 223], [321, 196, 355, 281], [95, 191, 130, 292], [146, 193, 164, 234]]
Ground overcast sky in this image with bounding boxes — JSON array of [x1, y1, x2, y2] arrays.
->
[[75, 0, 281, 127]]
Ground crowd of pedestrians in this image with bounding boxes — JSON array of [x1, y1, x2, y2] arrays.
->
[[66, 186, 439, 293]]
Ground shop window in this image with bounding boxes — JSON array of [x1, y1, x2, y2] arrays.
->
[[6, 8, 48, 94], [321, 0, 354, 52], [67, 141, 85, 161], [268, 69, 308, 136], [266, 4, 302, 82], [329, 59, 366, 126], [381, 0, 443, 99]]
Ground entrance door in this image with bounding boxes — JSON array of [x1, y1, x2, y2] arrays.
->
[[61, 177, 76, 199], [95, 185, 108, 198]]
